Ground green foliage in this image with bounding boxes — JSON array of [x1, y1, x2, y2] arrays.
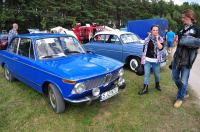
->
[[1, 0, 200, 32], [40, 17, 47, 30]]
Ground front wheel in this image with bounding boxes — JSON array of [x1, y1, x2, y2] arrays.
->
[[129, 57, 140, 72], [4, 65, 15, 82], [48, 84, 65, 113]]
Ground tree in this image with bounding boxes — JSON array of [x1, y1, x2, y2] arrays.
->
[[1, 0, 200, 32]]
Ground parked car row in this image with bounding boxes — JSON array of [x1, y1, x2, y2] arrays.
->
[[0, 33, 126, 113], [0, 30, 167, 113]]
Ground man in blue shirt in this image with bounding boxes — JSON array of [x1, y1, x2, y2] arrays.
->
[[166, 29, 175, 53]]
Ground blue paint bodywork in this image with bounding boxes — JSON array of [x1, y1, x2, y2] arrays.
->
[[84, 32, 167, 66], [0, 33, 124, 103], [84, 33, 144, 64]]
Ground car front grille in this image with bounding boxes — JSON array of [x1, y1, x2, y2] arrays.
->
[[84, 71, 119, 90]]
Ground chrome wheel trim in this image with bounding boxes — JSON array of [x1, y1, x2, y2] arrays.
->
[[130, 59, 138, 71], [4, 67, 10, 81], [49, 88, 56, 109]]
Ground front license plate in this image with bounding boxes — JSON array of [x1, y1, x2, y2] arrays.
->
[[100, 87, 118, 102]]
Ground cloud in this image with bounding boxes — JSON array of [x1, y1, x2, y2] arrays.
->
[[174, 0, 183, 5], [164, 0, 200, 5]]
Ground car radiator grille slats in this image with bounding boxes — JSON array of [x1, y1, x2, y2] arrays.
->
[[84, 71, 119, 90]]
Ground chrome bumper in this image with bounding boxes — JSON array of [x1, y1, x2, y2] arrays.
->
[[64, 82, 126, 104], [64, 95, 100, 103]]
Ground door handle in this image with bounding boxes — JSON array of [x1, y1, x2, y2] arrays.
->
[[12, 57, 18, 60]]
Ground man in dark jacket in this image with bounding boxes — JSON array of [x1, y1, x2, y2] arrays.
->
[[172, 9, 200, 108]]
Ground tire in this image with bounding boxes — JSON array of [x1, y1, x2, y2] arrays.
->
[[48, 84, 65, 113], [4, 65, 15, 82], [129, 57, 140, 72]]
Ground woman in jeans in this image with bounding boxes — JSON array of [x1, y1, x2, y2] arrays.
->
[[138, 25, 164, 95]]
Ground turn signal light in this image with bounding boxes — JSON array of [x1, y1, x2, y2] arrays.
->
[[62, 79, 76, 84]]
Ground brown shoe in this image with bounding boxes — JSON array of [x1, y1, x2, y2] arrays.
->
[[174, 100, 183, 108]]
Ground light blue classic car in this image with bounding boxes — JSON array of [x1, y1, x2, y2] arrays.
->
[[0, 34, 125, 113], [84, 31, 167, 73]]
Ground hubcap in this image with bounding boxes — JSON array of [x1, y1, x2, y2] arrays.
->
[[49, 88, 56, 109], [5, 67, 10, 81], [130, 59, 138, 71]]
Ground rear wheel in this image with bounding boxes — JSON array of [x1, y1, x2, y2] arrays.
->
[[48, 84, 65, 113], [129, 57, 140, 72], [4, 65, 15, 82]]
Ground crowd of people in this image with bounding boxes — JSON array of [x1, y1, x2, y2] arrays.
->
[[5, 9, 200, 109]]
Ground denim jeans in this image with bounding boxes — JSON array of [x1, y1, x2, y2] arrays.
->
[[172, 59, 190, 100], [144, 61, 160, 85]]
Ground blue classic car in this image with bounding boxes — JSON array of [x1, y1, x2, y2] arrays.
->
[[84, 31, 167, 73], [0, 34, 125, 113]]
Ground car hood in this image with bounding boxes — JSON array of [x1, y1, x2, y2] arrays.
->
[[40, 53, 124, 81]]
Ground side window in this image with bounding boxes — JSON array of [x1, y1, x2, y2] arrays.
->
[[105, 35, 120, 44], [18, 38, 34, 59], [93, 34, 105, 43], [8, 38, 19, 53]]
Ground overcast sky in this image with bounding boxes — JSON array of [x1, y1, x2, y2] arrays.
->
[[165, 0, 200, 5]]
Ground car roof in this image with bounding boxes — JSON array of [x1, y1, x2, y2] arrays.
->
[[15, 33, 72, 39], [95, 30, 134, 37]]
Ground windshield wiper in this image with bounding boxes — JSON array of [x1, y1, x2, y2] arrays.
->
[[65, 50, 81, 54], [41, 55, 54, 58], [40, 54, 59, 59]]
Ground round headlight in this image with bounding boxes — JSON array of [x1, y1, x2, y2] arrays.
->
[[92, 88, 100, 97], [118, 68, 124, 77], [72, 82, 86, 94]]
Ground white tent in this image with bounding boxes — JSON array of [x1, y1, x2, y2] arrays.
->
[[95, 26, 116, 32], [50, 26, 78, 39]]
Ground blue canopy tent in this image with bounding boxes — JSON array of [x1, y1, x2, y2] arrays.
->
[[127, 18, 168, 39]]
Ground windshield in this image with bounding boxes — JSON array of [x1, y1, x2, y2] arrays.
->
[[60, 36, 85, 54], [36, 36, 85, 59], [120, 33, 141, 44]]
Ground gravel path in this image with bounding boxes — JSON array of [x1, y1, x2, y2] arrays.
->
[[189, 54, 200, 99]]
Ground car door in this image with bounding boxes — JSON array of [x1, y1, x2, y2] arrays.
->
[[87, 34, 123, 61], [5, 37, 20, 76], [13, 38, 41, 91]]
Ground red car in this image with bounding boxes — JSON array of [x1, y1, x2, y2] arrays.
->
[[72, 23, 97, 43]]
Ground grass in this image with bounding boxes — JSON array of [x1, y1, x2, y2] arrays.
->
[[0, 62, 200, 132]]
